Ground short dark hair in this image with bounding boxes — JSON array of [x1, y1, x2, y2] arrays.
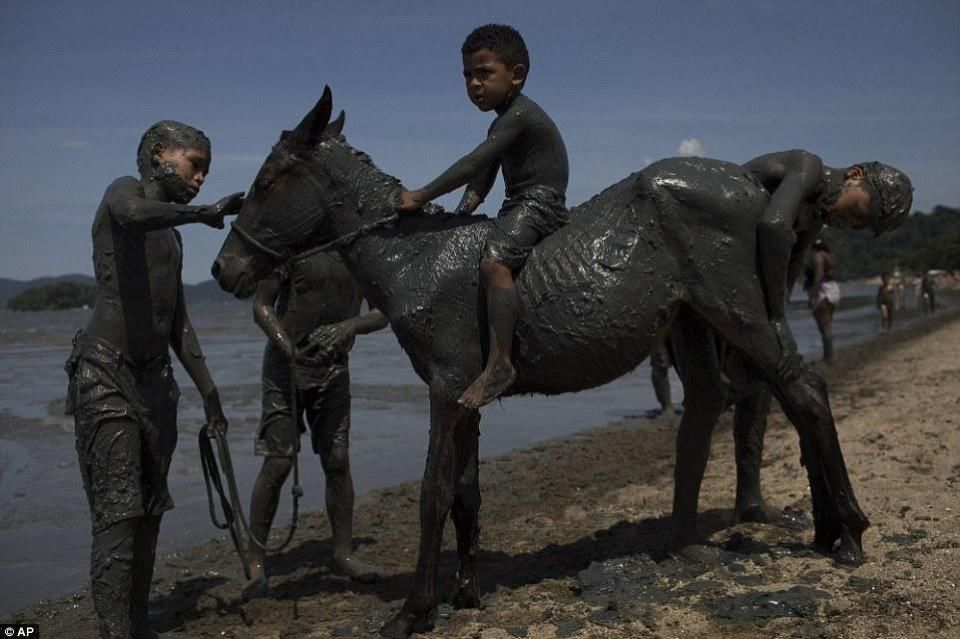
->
[[462, 24, 530, 74], [137, 120, 210, 176]]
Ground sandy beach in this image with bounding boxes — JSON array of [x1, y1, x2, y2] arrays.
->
[[12, 307, 960, 638]]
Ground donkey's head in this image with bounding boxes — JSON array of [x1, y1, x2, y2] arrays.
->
[[213, 87, 396, 298]]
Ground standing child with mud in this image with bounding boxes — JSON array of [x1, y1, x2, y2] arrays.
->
[[64, 121, 241, 639], [244, 250, 387, 597], [399, 23, 569, 408]]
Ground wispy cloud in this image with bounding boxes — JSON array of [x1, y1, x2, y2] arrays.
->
[[677, 138, 704, 157], [60, 140, 94, 149]]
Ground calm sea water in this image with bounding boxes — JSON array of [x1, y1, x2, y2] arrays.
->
[[0, 282, 922, 614]]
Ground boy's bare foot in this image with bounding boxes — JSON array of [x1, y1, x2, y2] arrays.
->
[[335, 554, 384, 584], [457, 358, 517, 409]]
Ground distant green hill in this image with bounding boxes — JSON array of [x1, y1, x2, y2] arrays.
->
[[821, 205, 960, 280], [7, 281, 97, 311]]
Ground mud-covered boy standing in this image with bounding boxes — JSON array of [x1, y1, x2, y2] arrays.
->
[[65, 121, 241, 638]]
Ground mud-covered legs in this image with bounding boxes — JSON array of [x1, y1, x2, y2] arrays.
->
[[381, 398, 481, 638], [89, 515, 161, 639], [732, 390, 774, 523], [451, 410, 482, 609], [319, 430, 382, 582], [770, 370, 867, 562], [813, 302, 835, 362], [668, 311, 725, 555], [245, 456, 292, 594], [700, 304, 869, 562], [459, 259, 518, 409]]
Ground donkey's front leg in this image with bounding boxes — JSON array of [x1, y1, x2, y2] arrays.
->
[[381, 393, 461, 638], [451, 406, 482, 609]]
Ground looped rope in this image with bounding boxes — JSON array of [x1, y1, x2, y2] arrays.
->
[[230, 221, 290, 262], [231, 209, 400, 265], [199, 415, 302, 579]]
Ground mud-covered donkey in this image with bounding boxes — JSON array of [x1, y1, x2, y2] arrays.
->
[[213, 89, 874, 638]]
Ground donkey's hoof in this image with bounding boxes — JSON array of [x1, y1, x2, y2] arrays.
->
[[452, 573, 482, 609], [833, 530, 866, 566], [380, 607, 436, 638]]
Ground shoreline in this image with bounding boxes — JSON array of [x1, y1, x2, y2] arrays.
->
[[11, 307, 960, 638]]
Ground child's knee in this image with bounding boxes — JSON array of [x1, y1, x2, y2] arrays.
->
[[479, 258, 513, 286]]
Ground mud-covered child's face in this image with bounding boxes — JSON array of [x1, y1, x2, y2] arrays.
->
[[462, 48, 525, 112], [152, 145, 210, 204], [826, 166, 872, 231]]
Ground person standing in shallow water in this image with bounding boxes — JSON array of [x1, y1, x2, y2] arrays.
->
[[921, 270, 937, 315], [64, 121, 242, 639], [244, 250, 388, 597], [398, 23, 569, 409], [806, 238, 840, 362], [877, 272, 897, 334]]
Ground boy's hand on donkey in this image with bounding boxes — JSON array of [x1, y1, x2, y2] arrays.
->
[[201, 192, 245, 229], [398, 190, 425, 212]]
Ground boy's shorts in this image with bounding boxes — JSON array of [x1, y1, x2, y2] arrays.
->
[[483, 185, 568, 271], [255, 340, 350, 457], [66, 331, 180, 533]]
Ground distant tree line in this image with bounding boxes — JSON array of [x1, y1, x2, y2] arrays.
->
[[821, 205, 960, 280], [6, 281, 96, 311]]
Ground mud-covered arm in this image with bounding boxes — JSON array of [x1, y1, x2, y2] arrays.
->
[[302, 302, 388, 358], [170, 278, 225, 429], [105, 177, 242, 232], [252, 277, 294, 358], [743, 151, 823, 322], [454, 160, 500, 215], [410, 114, 522, 205], [787, 228, 819, 299], [353, 306, 389, 335]]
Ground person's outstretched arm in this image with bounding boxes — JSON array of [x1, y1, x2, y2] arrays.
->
[[400, 113, 523, 211], [170, 272, 226, 431], [106, 177, 243, 232], [743, 150, 824, 324]]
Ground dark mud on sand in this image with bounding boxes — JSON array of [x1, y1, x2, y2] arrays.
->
[[13, 309, 960, 638]]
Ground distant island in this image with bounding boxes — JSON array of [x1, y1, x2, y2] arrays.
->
[[6, 281, 96, 311], [1, 274, 241, 311]]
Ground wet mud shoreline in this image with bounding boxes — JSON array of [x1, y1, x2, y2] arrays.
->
[[13, 308, 960, 638]]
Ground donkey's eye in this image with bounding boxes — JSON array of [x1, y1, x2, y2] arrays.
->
[[255, 178, 274, 193]]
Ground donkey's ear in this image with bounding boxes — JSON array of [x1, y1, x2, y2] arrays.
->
[[292, 86, 333, 146], [323, 110, 346, 138]]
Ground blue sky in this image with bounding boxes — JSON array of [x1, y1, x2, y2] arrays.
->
[[2, 0, 958, 283]]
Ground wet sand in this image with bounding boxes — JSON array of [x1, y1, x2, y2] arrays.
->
[[13, 309, 960, 638]]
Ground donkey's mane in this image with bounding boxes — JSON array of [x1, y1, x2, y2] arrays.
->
[[319, 134, 490, 233]]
